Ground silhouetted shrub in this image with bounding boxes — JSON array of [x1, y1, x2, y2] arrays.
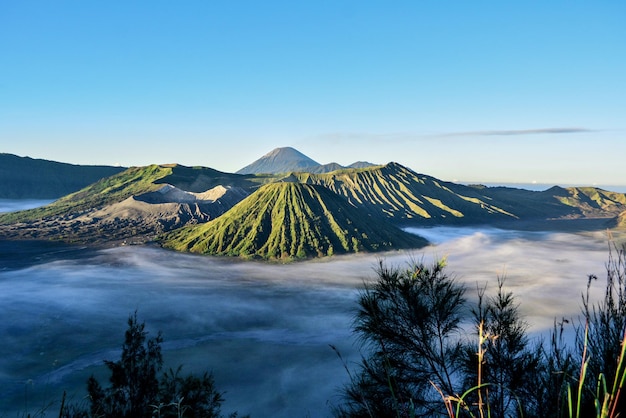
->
[[336, 245, 626, 418], [62, 311, 245, 418], [336, 258, 467, 417]]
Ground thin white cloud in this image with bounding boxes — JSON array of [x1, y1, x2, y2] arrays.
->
[[441, 127, 595, 137], [312, 127, 595, 144]]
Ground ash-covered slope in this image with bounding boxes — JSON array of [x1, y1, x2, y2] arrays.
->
[[162, 182, 426, 260], [0, 164, 262, 244]]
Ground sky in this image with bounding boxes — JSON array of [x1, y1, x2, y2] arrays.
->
[[1, 1, 625, 186]]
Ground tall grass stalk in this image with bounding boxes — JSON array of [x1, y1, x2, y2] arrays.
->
[[607, 329, 626, 416], [567, 327, 626, 418], [570, 319, 590, 418]]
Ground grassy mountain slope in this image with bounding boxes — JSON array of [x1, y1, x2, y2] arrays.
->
[[0, 165, 273, 244], [0, 153, 125, 198], [555, 187, 626, 217], [0, 164, 271, 225], [293, 163, 518, 224], [0, 165, 173, 224], [162, 182, 427, 260]]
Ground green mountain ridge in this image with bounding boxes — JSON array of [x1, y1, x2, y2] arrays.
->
[[292, 162, 519, 223], [555, 187, 626, 216], [2, 149, 625, 258], [0, 165, 173, 224], [162, 182, 427, 260], [0, 164, 270, 224], [0, 164, 272, 244]]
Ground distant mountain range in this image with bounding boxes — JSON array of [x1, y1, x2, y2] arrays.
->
[[236, 146, 375, 174], [1, 147, 625, 260], [0, 153, 125, 198]]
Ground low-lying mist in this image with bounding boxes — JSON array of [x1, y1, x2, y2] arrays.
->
[[0, 199, 54, 213], [0, 226, 613, 417]]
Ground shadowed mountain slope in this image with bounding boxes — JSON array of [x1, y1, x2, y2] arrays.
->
[[0, 153, 125, 198], [611, 211, 626, 229], [475, 185, 626, 220], [154, 164, 270, 192], [162, 182, 427, 260]]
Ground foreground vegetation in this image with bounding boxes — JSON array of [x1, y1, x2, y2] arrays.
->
[[335, 245, 626, 417], [58, 312, 245, 418]]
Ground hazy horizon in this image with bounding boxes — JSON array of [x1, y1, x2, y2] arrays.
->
[[3, 151, 626, 193]]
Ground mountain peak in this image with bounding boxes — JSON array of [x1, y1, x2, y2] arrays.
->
[[236, 147, 320, 175], [264, 146, 305, 158]]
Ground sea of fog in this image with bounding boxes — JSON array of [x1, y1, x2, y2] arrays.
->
[[0, 200, 616, 417]]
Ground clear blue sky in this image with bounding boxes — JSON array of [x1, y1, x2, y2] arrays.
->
[[2, 1, 625, 186]]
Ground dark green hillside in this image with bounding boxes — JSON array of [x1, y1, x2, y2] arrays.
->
[[465, 184, 626, 221], [0, 153, 124, 198], [162, 182, 426, 260], [465, 185, 579, 219], [154, 164, 273, 191], [0, 165, 172, 223], [294, 163, 517, 224]]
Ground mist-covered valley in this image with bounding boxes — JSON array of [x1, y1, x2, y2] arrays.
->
[[0, 199, 615, 417]]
